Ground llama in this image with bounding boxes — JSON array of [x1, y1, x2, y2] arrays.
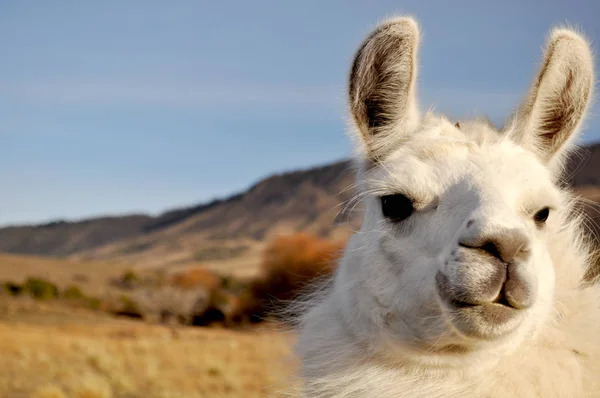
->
[[294, 16, 600, 397]]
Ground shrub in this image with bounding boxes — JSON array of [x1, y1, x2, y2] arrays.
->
[[190, 289, 241, 327], [119, 295, 141, 314], [4, 281, 23, 295], [192, 307, 226, 326], [106, 294, 144, 319], [170, 267, 221, 291], [124, 271, 245, 327], [63, 284, 85, 300], [130, 285, 208, 325], [234, 233, 344, 323], [258, 233, 343, 301], [23, 277, 59, 300], [84, 296, 103, 311], [119, 269, 140, 289]]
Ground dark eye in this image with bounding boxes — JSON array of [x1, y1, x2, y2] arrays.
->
[[380, 194, 414, 222], [533, 207, 550, 224]]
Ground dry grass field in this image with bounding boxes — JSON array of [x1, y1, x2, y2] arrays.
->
[[0, 231, 349, 397], [0, 299, 296, 398], [0, 251, 300, 398]]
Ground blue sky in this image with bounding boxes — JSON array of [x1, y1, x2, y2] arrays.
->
[[1, 1, 599, 226]]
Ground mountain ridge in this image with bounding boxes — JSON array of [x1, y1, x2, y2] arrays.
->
[[1, 143, 598, 270]]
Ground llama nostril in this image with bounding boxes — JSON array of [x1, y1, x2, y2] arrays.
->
[[480, 241, 502, 261], [459, 229, 530, 264]]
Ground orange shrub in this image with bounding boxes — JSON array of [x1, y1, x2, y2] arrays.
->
[[234, 233, 345, 323], [259, 233, 343, 301]]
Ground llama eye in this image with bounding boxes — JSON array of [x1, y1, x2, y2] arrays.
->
[[533, 207, 550, 224], [380, 194, 414, 222]]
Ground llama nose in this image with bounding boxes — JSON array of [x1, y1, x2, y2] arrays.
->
[[459, 228, 530, 264]]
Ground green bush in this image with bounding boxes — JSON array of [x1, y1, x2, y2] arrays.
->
[[84, 296, 102, 310], [60, 284, 105, 311], [23, 278, 59, 300], [63, 284, 85, 300], [119, 295, 141, 314], [119, 269, 140, 289]]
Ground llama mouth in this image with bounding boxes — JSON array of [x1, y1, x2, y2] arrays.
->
[[449, 291, 513, 309], [439, 297, 523, 340], [436, 272, 525, 340]]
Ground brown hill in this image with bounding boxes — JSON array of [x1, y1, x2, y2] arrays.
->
[[566, 143, 600, 187], [1, 143, 599, 273], [0, 215, 152, 256]]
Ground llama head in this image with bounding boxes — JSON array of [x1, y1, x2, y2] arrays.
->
[[343, 17, 594, 364]]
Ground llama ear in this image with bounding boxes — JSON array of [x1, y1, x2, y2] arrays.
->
[[348, 17, 421, 161], [507, 28, 595, 167]]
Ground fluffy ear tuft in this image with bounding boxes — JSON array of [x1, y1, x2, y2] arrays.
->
[[348, 17, 421, 161], [506, 26, 595, 169]]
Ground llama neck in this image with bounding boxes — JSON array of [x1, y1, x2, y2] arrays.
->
[[299, 285, 600, 398]]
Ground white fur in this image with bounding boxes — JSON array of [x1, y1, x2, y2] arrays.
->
[[293, 17, 600, 398]]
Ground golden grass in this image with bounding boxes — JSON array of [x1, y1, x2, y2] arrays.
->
[[0, 250, 301, 397], [0, 308, 296, 398]]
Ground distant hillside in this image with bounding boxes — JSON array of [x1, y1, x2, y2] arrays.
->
[[1, 143, 599, 270], [0, 216, 152, 256], [566, 143, 600, 187], [0, 159, 358, 269]]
